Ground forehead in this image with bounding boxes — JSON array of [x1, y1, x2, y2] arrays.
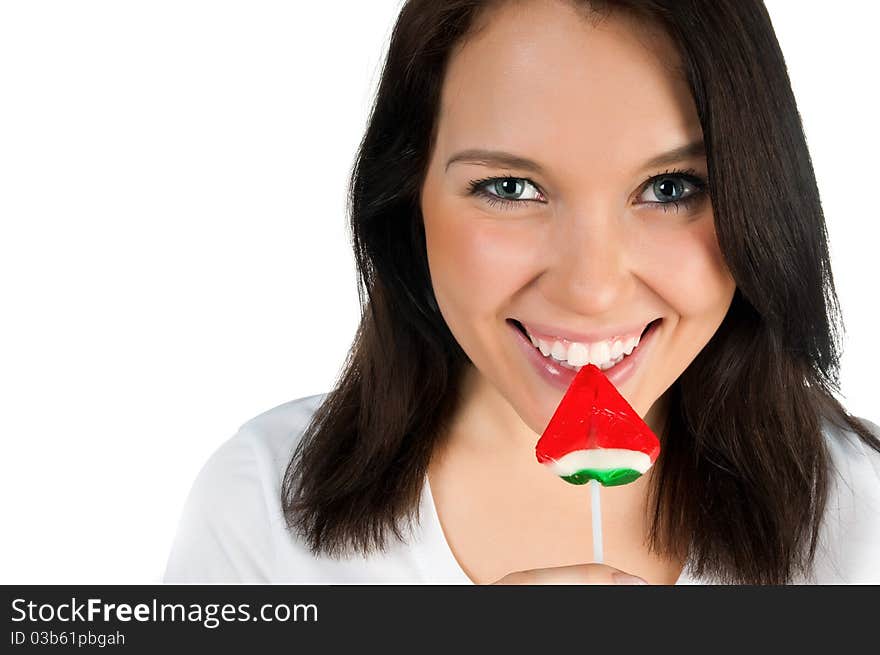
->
[[437, 0, 702, 172]]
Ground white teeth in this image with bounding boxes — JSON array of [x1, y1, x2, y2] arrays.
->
[[599, 354, 625, 371], [523, 322, 652, 371], [566, 342, 590, 367], [589, 341, 610, 367], [550, 340, 568, 361]]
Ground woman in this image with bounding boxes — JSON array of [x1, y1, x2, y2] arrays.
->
[[164, 0, 880, 585]]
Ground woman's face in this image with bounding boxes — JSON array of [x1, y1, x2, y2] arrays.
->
[[420, 0, 736, 436]]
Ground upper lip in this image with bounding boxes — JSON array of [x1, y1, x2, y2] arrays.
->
[[514, 318, 658, 345]]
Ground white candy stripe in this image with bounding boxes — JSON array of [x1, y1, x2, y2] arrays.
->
[[544, 448, 652, 477]]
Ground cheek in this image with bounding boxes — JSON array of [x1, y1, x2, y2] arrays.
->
[[635, 213, 735, 316], [423, 212, 535, 319]]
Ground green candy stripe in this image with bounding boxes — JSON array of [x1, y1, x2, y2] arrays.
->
[[560, 468, 642, 486]]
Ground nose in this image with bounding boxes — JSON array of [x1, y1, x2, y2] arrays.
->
[[538, 206, 631, 315]]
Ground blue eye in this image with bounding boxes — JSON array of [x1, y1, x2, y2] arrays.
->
[[636, 169, 708, 213], [466, 176, 544, 210], [466, 167, 708, 213]]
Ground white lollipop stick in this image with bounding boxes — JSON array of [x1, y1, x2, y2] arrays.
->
[[590, 478, 603, 564]]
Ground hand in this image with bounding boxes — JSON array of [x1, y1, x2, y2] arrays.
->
[[491, 563, 649, 585]]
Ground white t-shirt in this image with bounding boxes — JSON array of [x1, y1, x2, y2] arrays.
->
[[163, 393, 880, 584]]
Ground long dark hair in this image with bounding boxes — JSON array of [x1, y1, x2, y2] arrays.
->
[[281, 0, 879, 584]]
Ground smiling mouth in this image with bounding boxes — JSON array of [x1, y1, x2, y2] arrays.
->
[[508, 317, 657, 342], [507, 317, 663, 371]]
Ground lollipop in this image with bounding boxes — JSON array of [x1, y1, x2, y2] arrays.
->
[[535, 363, 660, 564], [535, 363, 660, 486]]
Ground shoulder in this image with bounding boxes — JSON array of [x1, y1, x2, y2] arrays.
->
[[163, 393, 328, 583], [811, 414, 880, 583], [822, 414, 880, 489], [235, 392, 328, 470]]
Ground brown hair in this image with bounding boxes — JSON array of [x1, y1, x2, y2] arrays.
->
[[281, 0, 880, 584]]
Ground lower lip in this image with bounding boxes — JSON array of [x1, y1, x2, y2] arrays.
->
[[509, 319, 661, 392]]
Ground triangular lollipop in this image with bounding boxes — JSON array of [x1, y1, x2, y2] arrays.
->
[[535, 364, 660, 486]]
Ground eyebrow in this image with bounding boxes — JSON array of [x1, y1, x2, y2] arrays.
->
[[445, 140, 706, 175]]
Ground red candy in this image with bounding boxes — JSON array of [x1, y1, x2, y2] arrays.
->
[[535, 364, 660, 486]]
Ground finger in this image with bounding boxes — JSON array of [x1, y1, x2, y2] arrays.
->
[[491, 564, 648, 585], [533, 563, 622, 584]]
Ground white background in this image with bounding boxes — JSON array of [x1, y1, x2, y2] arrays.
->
[[1, 1, 876, 583]]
